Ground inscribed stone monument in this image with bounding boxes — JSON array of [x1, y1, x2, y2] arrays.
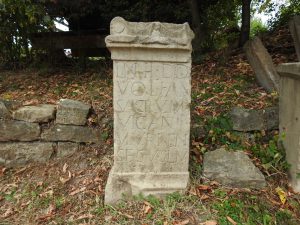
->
[[104, 17, 194, 204], [277, 63, 300, 192]]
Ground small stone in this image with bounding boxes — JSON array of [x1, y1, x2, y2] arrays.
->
[[203, 148, 266, 189], [0, 120, 40, 141], [0, 101, 10, 119], [230, 107, 264, 131], [229, 106, 279, 131], [41, 124, 100, 143], [0, 142, 55, 166], [13, 104, 56, 123], [57, 142, 79, 158], [56, 99, 90, 125]]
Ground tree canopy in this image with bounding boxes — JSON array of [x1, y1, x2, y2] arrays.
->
[[0, 0, 298, 68]]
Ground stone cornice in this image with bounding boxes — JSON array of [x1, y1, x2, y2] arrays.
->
[[105, 17, 194, 50]]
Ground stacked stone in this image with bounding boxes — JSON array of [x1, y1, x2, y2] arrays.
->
[[0, 99, 100, 166]]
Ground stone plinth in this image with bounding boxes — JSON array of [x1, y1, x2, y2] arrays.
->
[[105, 17, 194, 204], [277, 63, 300, 192]]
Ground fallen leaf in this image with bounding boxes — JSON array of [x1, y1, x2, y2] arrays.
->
[[77, 214, 94, 220], [227, 216, 237, 225], [69, 187, 86, 196], [174, 219, 189, 225], [276, 187, 287, 204], [59, 176, 70, 184], [23, 99, 39, 106], [143, 204, 152, 214], [119, 212, 134, 219], [200, 220, 218, 225], [1, 208, 14, 219], [62, 163, 68, 173], [0, 167, 7, 176]]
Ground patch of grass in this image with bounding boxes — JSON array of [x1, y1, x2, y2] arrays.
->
[[212, 193, 275, 225], [250, 134, 289, 173]]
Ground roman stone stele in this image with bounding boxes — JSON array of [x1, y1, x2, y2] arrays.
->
[[277, 63, 300, 192], [104, 17, 194, 204]]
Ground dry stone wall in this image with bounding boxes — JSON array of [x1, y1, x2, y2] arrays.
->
[[0, 99, 101, 166]]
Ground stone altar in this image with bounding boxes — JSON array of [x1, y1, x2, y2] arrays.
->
[[277, 63, 300, 192], [104, 17, 194, 204]]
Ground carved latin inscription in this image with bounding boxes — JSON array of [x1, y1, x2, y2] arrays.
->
[[114, 61, 191, 173]]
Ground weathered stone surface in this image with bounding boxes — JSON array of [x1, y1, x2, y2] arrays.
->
[[13, 104, 56, 123], [203, 148, 266, 189], [1, 99, 22, 111], [41, 124, 100, 143], [263, 106, 279, 130], [0, 120, 40, 141], [56, 99, 90, 125], [230, 107, 264, 131], [277, 62, 300, 192], [0, 101, 10, 119], [229, 106, 279, 131], [105, 17, 194, 204], [57, 142, 79, 158], [244, 37, 279, 92], [0, 142, 55, 166], [289, 16, 300, 61]]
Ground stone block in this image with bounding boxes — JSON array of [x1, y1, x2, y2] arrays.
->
[[230, 107, 264, 131], [0, 142, 55, 166], [41, 124, 100, 143], [244, 37, 279, 92], [105, 17, 194, 204], [13, 104, 56, 123], [277, 62, 300, 192], [0, 120, 40, 141], [56, 99, 90, 125], [230, 106, 279, 131], [57, 142, 79, 157], [203, 148, 266, 189]]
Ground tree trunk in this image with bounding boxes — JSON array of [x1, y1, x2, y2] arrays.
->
[[239, 0, 251, 47], [189, 0, 203, 52]]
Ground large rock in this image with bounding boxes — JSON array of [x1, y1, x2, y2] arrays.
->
[[41, 124, 100, 143], [57, 142, 79, 158], [289, 16, 300, 61], [0, 101, 10, 119], [229, 106, 279, 131], [13, 104, 56, 123], [0, 142, 55, 166], [56, 99, 90, 125], [0, 120, 40, 141], [203, 148, 266, 189], [244, 37, 279, 92]]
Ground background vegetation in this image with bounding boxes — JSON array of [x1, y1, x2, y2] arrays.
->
[[0, 0, 299, 69]]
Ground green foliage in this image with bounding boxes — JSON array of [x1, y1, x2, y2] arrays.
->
[[204, 115, 233, 145], [250, 18, 268, 38], [0, 0, 52, 68], [250, 134, 289, 173], [268, 0, 300, 29], [212, 193, 294, 225]]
